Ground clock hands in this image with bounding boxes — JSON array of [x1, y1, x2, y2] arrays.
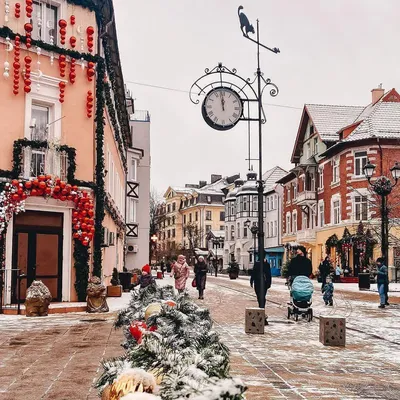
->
[[220, 94, 225, 111]]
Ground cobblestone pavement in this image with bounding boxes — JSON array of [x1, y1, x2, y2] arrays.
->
[[1, 278, 400, 400]]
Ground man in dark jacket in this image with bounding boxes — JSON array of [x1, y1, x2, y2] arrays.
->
[[250, 258, 272, 309], [287, 246, 312, 285], [376, 257, 389, 308], [319, 255, 331, 289]]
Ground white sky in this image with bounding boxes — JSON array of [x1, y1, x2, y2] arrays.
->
[[113, 0, 400, 191]]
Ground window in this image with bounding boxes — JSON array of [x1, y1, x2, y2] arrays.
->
[[269, 223, 273, 238], [319, 201, 324, 227], [183, 215, 186, 224], [354, 151, 368, 177], [302, 211, 308, 230], [189, 213, 192, 223], [354, 196, 368, 221], [243, 227, 248, 238], [274, 221, 277, 237], [183, 228, 186, 237], [310, 172, 315, 191], [195, 211, 199, 221], [168, 230, 171, 239], [286, 214, 291, 234], [293, 184, 297, 199], [207, 196, 212, 203], [167, 218, 170, 226], [172, 202, 176, 211], [167, 204, 171, 213], [271, 195, 275, 210], [333, 199, 340, 224], [206, 225, 212, 233], [206, 210, 212, 220], [230, 225, 235, 240], [266, 222, 270, 237], [332, 158, 340, 183], [306, 142, 311, 159], [128, 199, 137, 223], [292, 212, 297, 232], [172, 216, 175, 225], [220, 225, 224, 231], [172, 229, 175, 238], [253, 197, 258, 212], [129, 158, 137, 181], [225, 226, 228, 236], [319, 166, 324, 189], [243, 196, 248, 211], [220, 211, 225, 221], [32, 1, 58, 44], [286, 186, 290, 202], [237, 223, 240, 238], [310, 125, 314, 135], [314, 137, 318, 155]]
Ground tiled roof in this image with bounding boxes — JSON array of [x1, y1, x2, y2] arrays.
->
[[306, 104, 364, 141], [263, 166, 288, 192]]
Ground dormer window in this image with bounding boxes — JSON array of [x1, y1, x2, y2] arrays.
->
[[207, 196, 211, 203], [310, 124, 314, 135]]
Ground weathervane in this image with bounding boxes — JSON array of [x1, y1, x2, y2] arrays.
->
[[189, 5, 280, 310]]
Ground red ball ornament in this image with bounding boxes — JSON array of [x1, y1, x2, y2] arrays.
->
[[24, 23, 33, 32], [39, 181, 46, 190], [73, 233, 79, 239], [87, 68, 95, 81], [45, 187, 51, 195], [129, 321, 146, 341], [59, 82, 66, 89], [60, 196, 67, 202], [88, 232, 93, 240], [13, 61, 20, 69], [70, 15, 76, 25], [12, 194, 19, 201], [31, 189, 37, 196], [32, 179, 39, 187], [60, 28, 67, 36], [70, 36, 77, 48], [26, 0, 32, 5], [74, 224, 80, 230], [53, 186, 60, 193], [24, 56, 32, 64], [58, 19, 67, 28], [12, 179, 19, 186], [24, 86, 31, 93], [86, 26, 95, 35], [13, 90, 19, 95], [25, 181, 32, 189]]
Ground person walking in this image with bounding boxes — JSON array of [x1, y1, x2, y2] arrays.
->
[[322, 275, 334, 306], [287, 246, 313, 286], [171, 254, 190, 294], [250, 257, 272, 310], [194, 256, 208, 300], [319, 255, 331, 289], [376, 257, 389, 308], [160, 261, 166, 278]]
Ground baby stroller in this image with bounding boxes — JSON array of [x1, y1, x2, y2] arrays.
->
[[287, 276, 314, 322]]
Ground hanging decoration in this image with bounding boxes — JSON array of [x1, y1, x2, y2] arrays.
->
[[24, 22, 33, 48], [86, 25, 94, 53], [59, 53, 66, 77], [3, 37, 11, 78], [86, 90, 93, 118], [0, 177, 94, 246], [35, 46, 41, 91], [13, 35, 20, 95], [69, 35, 77, 48], [69, 57, 76, 83], [24, 55, 32, 93], [87, 61, 95, 81], [25, 0, 32, 18], [14, 3, 21, 18], [59, 81, 65, 103], [70, 14, 76, 25], [4, 0, 10, 23], [59, 19, 67, 46]]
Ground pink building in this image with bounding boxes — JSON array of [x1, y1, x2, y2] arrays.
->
[[0, 0, 128, 306]]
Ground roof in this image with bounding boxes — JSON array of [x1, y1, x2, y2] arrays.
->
[[163, 186, 193, 198], [305, 104, 364, 142], [263, 166, 288, 193]]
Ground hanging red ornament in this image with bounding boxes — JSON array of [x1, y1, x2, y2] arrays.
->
[[86, 90, 93, 118], [69, 58, 76, 84], [59, 19, 67, 45], [87, 66, 95, 82], [13, 38, 21, 95], [15, 3, 21, 18], [70, 36, 77, 48], [24, 23, 33, 48], [86, 26, 94, 53], [70, 15, 76, 25], [59, 55, 66, 78]]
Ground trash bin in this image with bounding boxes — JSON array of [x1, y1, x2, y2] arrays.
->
[[157, 271, 163, 279], [119, 272, 132, 291], [358, 273, 370, 290]]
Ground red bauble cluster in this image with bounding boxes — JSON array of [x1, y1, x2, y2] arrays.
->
[[86, 90, 94, 118], [24, 56, 32, 93], [25, 0, 32, 18], [24, 22, 33, 48], [59, 54, 66, 77], [72, 191, 95, 246], [13, 37, 21, 95], [59, 19, 67, 45], [87, 62, 95, 82], [69, 58, 76, 84], [70, 15, 76, 25], [59, 81, 65, 103], [15, 3, 21, 18], [70, 36, 77, 49], [86, 26, 94, 53]]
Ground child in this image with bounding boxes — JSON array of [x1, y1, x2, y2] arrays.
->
[[134, 264, 156, 289], [322, 276, 334, 306]]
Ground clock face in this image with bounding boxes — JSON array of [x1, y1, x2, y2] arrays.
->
[[202, 87, 243, 131]]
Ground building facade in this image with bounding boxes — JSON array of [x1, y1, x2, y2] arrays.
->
[[279, 87, 400, 275], [126, 109, 151, 270], [0, 0, 128, 305]]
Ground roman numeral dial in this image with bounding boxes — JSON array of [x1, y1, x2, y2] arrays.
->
[[201, 87, 243, 131]]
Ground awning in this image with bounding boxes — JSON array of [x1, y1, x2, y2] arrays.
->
[[265, 246, 285, 253], [194, 248, 209, 256]]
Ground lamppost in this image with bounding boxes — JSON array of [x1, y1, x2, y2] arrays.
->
[[212, 237, 223, 277], [151, 234, 158, 264], [363, 160, 400, 265], [189, 6, 279, 309], [245, 219, 258, 269]]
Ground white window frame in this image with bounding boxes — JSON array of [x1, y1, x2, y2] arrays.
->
[[128, 198, 137, 223], [286, 186, 291, 203], [319, 166, 324, 190], [274, 220, 278, 237], [354, 151, 368, 177], [293, 183, 297, 199], [302, 210, 308, 230], [266, 222, 270, 238], [332, 196, 341, 225], [286, 213, 291, 234], [129, 157, 137, 182], [332, 157, 340, 184], [314, 137, 318, 155], [292, 211, 297, 232], [318, 200, 325, 227], [354, 195, 368, 221], [306, 142, 311, 159]]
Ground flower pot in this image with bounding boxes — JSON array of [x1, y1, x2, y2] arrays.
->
[[229, 272, 238, 280], [107, 285, 122, 297]]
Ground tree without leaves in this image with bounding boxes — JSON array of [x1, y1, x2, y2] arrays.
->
[[184, 222, 205, 262]]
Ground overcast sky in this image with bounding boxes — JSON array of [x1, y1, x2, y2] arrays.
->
[[114, 0, 400, 192]]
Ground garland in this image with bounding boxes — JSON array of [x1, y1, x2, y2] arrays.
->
[[73, 239, 90, 301], [105, 195, 126, 232], [67, 0, 98, 12], [104, 82, 127, 171], [93, 59, 106, 278]]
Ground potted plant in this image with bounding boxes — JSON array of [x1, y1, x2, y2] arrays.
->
[[107, 268, 122, 297], [227, 258, 240, 280]]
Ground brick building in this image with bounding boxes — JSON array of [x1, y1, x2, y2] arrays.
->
[[278, 87, 400, 274]]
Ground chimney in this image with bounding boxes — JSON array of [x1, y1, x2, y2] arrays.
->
[[199, 180, 207, 188], [211, 174, 222, 184], [371, 84, 384, 104]]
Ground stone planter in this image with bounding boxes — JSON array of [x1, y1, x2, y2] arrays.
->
[[229, 272, 239, 280], [107, 285, 122, 297]]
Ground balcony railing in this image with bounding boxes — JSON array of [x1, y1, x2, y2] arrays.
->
[[296, 190, 316, 205], [296, 229, 316, 242]]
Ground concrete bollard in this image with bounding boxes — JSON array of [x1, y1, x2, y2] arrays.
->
[[245, 307, 265, 334], [319, 316, 346, 346]]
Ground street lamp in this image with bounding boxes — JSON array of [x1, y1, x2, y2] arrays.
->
[[151, 234, 158, 263], [250, 224, 259, 268], [363, 160, 399, 265]]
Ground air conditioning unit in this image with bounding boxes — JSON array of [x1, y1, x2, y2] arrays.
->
[[127, 244, 138, 253], [109, 232, 115, 246], [101, 227, 109, 247]]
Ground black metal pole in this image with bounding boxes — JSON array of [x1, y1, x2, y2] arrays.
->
[[256, 20, 266, 309], [381, 195, 388, 263]]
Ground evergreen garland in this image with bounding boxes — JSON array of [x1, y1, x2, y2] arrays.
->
[[105, 196, 125, 231], [97, 286, 247, 399], [67, 0, 98, 12], [92, 59, 106, 278], [73, 239, 90, 301]]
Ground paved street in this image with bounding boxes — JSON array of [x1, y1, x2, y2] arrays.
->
[[0, 277, 400, 399]]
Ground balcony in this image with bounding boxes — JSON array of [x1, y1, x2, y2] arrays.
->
[[295, 191, 316, 206], [296, 229, 316, 243]]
